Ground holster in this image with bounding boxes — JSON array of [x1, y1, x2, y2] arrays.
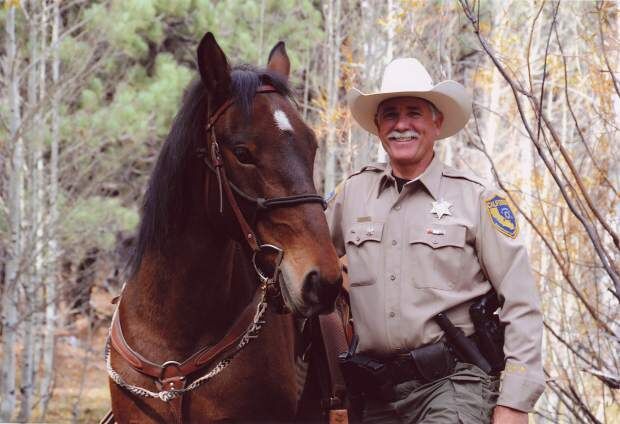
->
[[409, 342, 456, 382], [469, 290, 506, 375], [338, 341, 457, 403], [338, 353, 391, 396]]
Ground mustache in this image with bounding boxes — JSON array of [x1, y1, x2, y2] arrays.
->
[[387, 130, 420, 139]]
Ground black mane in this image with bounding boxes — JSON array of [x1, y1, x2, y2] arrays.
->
[[129, 65, 290, 277]]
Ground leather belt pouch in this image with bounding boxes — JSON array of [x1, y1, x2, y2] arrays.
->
[[409, 342, 456, 382]]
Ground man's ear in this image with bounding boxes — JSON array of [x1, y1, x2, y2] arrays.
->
[[197, 32, 231, 100], [267, 41, 290, 81], [434, 111, 444, 135]]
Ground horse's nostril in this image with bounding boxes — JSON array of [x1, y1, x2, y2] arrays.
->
[[302, 270, 341, 311], [303, 270, 322, 303]]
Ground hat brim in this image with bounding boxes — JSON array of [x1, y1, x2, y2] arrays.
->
[[347, 81, 472, 139]]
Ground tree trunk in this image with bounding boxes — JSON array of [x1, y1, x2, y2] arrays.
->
[[352, 1, 389, 168], [257, 0, 266, 66], [40, 0, 61, 418], [1, 5, 23, 420], [323, 0, 341, 194], [18, 2, 45, 421]]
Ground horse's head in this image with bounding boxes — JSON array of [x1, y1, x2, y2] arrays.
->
[[196, 33, 342, 317]]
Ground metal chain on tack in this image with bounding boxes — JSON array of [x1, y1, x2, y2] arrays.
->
[[105, 294, 269, 402]]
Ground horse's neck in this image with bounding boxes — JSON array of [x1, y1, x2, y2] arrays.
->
[[120, 229, 256, 360]]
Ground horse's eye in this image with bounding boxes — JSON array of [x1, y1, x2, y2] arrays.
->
[[233, 146, 253, 164]]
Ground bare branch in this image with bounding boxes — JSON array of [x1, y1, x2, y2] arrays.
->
[[596, 1, 620, 99], [459, 0, 620, 296]]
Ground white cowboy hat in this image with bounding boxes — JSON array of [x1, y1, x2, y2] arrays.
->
[[347, 58, 472, 139]]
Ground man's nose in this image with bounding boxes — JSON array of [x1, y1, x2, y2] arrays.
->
[[394, 115, 410, 131]]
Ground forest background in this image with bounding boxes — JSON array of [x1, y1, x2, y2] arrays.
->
[[0, 0, 618, 422]]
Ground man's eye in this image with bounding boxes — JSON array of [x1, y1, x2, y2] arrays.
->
[[233, 146, 253, 164]]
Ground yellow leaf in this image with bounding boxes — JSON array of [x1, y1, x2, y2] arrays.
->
[[4, 0, 22, 9]]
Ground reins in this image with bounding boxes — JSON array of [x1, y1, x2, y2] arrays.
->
[[106, 84, 328, 423]]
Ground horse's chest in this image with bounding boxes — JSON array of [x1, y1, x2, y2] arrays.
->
[[188, 340, 299, 421]]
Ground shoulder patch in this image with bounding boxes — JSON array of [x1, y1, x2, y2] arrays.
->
[[346, 163, 386, 180], [443, 167, 487, 187], [485, 195, 519, 238], [325, 180, 345, 204]]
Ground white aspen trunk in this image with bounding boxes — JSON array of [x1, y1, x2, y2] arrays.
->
[[18, 2, 44, 421], [29, 8, 44, 396], [323, 0, 341, 194], [353, 0, 386, 168], [302, 48, 311, 121], [519, 135, 534, 248], [33, 4, 48, 370], [40, 0, 61, 418], [438, 10, 456, 166], [374, 0, 395, 164], [385, 0, 394, 65], [1, 6, 23, 420], [321, 0, 334, 194], [613, 3, 620, 130], [257, 0, 265, 66], [481, 1, 506, 173]]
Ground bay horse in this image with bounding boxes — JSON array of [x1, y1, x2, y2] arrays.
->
[[106, 32, 343, 423]]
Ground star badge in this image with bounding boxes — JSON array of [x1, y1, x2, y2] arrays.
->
[[430, 199, 453, 220]]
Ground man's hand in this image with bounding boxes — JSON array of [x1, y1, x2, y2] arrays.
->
[[492, 405, 528, 424]]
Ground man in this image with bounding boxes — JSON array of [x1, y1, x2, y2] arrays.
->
[[326, 58, 545, 423]]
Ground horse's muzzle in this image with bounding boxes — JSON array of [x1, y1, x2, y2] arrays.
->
[[301, 270, 343, 316]]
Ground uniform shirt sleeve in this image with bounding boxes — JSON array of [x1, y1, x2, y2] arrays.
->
[[476, 189, 546, 412], [325, 182, 346, 258]]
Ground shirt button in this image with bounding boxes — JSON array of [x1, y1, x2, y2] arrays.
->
[[356, 236, 360, 242], [389, 312, 396, 318], [432, 240, 438, 245], [390, 274, 396, 281], [391, 240, 397, 246], [395, 205, 401, 210]]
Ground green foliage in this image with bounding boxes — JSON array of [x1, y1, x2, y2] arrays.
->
[[2, 0, 325, 267], [58, 34, 91, 64], [155, 0, 193, 16], [84, 0, 163, 58], [60, 196, 139, 251], [187, 0, 323, 80], [69, 53, 192, 156]]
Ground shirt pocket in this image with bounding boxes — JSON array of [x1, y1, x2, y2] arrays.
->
[[344, 222, 384, 287], [408, 223, 466, 290]]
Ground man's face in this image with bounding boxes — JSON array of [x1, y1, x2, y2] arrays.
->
[[375, 97, 443, 177]]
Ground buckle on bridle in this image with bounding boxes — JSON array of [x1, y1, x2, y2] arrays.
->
[[252, 244, 284, 284]]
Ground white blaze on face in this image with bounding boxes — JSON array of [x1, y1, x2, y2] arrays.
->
[[274, 109, 294, 133]]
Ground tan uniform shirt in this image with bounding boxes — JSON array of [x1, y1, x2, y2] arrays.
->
[[326, 153, 545, 412]]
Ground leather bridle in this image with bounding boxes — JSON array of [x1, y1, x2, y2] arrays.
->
[[202, 84, 326, 301], [106, 84, 327, 423], [203, 86, 326, 245]]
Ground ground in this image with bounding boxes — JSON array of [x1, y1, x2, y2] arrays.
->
[[30, 286, 113, 423]]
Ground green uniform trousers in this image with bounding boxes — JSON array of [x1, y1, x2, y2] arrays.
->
[[361, 363, 500, 424]]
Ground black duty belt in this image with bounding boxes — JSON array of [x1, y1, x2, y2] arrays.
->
[[383, 340, 459, 384]]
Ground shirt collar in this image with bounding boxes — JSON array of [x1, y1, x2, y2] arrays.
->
[[377, 152, 444, 200]]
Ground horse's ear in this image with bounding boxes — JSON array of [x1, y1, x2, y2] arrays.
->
[[197, 32, 231, 98], [267, 41, 290, 81]]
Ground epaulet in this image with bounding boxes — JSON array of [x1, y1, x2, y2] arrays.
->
[[442, 166, 488, 188], [346, 163, 386, 180]]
